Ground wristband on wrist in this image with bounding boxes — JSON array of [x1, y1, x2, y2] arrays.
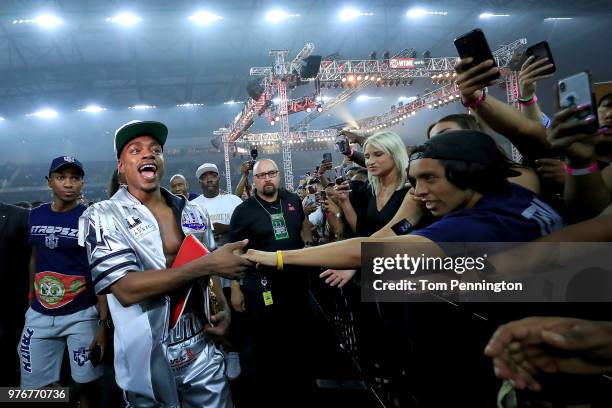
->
[[518, 95, 538, 106], [563, 162, 598, 176], [461, 89, 486, 109], [276, 250, 284, 271]]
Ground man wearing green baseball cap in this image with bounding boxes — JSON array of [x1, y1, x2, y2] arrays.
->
[[79, 120, 251, 406]]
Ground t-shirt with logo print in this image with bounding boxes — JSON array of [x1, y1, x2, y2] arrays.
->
[[411, 183, 564, 243], [29, 203, 97, 316]]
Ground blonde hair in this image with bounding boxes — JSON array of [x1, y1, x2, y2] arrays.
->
[[363, 131, 408, 196]]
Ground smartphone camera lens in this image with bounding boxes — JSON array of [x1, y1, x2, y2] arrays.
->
[[559, 82, 566, 92]]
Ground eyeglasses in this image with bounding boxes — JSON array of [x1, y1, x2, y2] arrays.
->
[[254, 170, 279, 180]]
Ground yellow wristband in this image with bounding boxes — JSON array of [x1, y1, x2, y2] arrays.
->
[[276, 250, 284, 271]]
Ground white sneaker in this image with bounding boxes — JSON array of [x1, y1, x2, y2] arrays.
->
[[225, 351, 241, 380]]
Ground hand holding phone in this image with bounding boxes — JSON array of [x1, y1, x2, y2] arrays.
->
[[335, 135, 350, 155], [454, 28, 500, 80], [547, 72, 600, 165], [519, 41, 556, 99], [557, 72, 598, 130], [334, 165, 346, 184]]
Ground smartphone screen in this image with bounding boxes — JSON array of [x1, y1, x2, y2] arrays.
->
[[334, 165, 345, 184], [525, 41, 556, 75], [454, 28, 500, 81], [305, 194, 316, 207], [323, 153, 332, 162], [307, 185, 317, 194], [558, 72, 598, 132]]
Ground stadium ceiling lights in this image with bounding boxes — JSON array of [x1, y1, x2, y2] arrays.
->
[[406, 8, 447, 18], [223, 100, 242, 105], [13, 14, 64, 28], [27, 109, 59, 119], [177, 103, 205, 107], [266, 9, 300, 23], [128, 104, 156, 110], [0, 117, 5, 121], [339, 8, 373, 21], [479, 12, 510, 19], [78, 105, 106, 113], [106, 13, 142, 26], [189, 11, 223, 25], [544, 17, 573, 20]]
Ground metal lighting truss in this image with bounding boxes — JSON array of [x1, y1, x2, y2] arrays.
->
[[294, 38, 527, 130], [221, 39, 527, 191]]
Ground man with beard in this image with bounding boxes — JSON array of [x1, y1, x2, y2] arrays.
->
[[228, 159, 314, 407], [79, 120, 251, 407], [20, 157, 108, 407], [169, 174, 198, 201]]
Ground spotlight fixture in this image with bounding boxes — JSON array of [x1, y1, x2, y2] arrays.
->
[[78, 105, 106, 113], [107, 13, 142, 26], [189, 11, 223, 25]]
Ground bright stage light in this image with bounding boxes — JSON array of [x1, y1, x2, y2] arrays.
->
[[177, 103, 205, 107], [479, 12, 509, 19], [339, 8, 373, 21], [107, 13, 142, 26], [406, 8, 447, 18], [317, 106, 323, 112], [28, 109, 58, 119], [341, 77, 347, 82], [265, 10, 300, 23], [348, 75, 355, 82], [14, 14, 64, 28], [406, 8, 427, 18], [78, 105, 106, 113], [189, 11, 223, 25], [34, 14, 63, 28], [544, 17, 573, 21], [129, 104, 156, 110]]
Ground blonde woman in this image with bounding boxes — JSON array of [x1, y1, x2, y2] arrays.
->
[[335, 130, 410, 237]]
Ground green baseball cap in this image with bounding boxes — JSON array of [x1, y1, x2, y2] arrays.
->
[[114, 120, 168, 159]]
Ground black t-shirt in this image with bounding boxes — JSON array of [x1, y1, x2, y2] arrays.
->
[[229, 189, 305, 252], [229, 189, 308, 314], [351, 183, 409, 237]]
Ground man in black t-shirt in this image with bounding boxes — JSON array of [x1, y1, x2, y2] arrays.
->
[[229, 159, 314, 407]]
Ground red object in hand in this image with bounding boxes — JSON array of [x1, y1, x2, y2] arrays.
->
[[169, 235, 209, 329]]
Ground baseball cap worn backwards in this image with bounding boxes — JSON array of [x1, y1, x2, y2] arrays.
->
[[114, 120, 168, 159], [410, 130, 521, 177]]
